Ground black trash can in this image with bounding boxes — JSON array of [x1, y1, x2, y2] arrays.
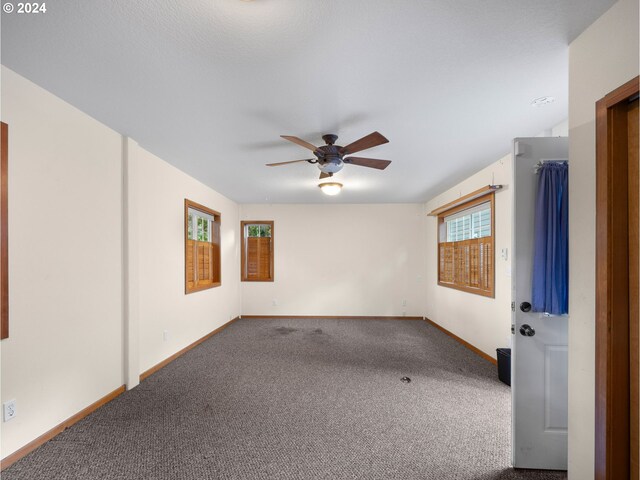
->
[[496, 348, 511, 386]]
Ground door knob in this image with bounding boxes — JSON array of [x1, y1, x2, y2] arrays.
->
[[519, 324, 536, 337], [520, 302, 532, 312]]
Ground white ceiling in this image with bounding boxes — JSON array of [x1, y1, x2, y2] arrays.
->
[[1, 0, 615, 203]]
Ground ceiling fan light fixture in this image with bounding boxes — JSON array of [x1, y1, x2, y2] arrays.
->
[[319, 182, 343, 196]]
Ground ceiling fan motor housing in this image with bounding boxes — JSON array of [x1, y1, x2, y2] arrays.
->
[[316, 142, 345, 173]]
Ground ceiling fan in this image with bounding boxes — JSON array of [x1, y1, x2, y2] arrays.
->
[[266, 132, 392, 179]]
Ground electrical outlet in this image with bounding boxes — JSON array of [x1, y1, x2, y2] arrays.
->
[[3, 400, 16, 422], [402, 299, 407, 307], [163, 330, 169, 342]]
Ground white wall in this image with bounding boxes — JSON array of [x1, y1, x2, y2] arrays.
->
[[424, 154, 513, 359], [134, 145, 241, 374], [0, 67, 243, 459], [240, 204, 426, 317], [567, 0, 639, 477], [0, 67, 124, 458]]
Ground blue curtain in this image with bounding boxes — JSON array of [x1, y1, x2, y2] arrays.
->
[[531, 161, 568, 315]]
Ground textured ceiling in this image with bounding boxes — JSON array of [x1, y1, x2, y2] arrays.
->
[[1, 0, 615, 203]]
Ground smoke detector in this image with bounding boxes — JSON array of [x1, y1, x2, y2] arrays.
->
[[531, 96, 555, 107]]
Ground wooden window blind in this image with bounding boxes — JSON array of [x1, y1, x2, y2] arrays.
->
[[241, 221, 274, 282], [436, 192, 495, 297], [185, 199, 221, 294]]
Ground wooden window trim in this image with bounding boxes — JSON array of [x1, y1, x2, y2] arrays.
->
[[436, 192, 495, 298], [241, 220, 274, 282], [428, 184, 502, 216], [1, 123, 7, 339], [184, 199, 221, 294]]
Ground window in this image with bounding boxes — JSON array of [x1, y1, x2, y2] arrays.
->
[[445, 203, 491, 242], [241, 221, 274, 282], [185, 199, 221, 293], [437, 193, 494, 297]]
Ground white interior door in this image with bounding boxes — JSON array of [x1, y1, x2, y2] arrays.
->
[[512, 137, 569, 470]]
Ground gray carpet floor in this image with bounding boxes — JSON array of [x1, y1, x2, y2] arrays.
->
[[4, 318, 567, 479]]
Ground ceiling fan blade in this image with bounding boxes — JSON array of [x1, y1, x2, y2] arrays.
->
[[319, 172, 332, 179], [280, 135, 319, 152], [339, 131, 389, 155], [266, 159, 314, 167], [343, 157, 392, 170]]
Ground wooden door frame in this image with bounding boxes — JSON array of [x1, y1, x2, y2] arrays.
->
[[1, 122, 7, 340], [595, 75, 639, 480]]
